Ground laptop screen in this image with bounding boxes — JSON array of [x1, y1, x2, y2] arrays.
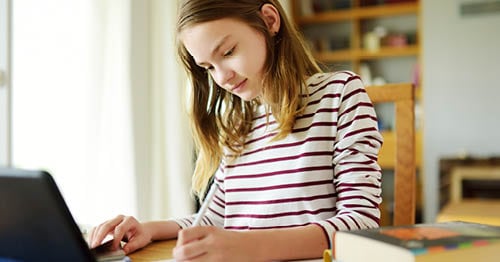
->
[[0, 168, 96, 262]]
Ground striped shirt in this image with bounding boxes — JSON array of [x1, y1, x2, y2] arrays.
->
[[174, 71, 383, 247]]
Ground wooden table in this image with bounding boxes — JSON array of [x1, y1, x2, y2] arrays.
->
[[437, 199, 500, 226], [128, 239, 176, 261], [127, 240, 324, 261]]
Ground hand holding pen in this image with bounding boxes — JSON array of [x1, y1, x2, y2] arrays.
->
[[173, 183, 220, 261]]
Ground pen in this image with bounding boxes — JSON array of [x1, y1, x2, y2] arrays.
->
[[191, 182, 218, 227]]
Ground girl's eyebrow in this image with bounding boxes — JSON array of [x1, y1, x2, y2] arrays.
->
[[196, 34, 230, 67]]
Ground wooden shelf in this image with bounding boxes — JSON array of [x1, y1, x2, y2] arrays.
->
[[358, 45, 419, 59], [297, 2, 419, 25], [315, 45, 419, 62], [314, 49, 355, 62], [292, 0, 422, 171]]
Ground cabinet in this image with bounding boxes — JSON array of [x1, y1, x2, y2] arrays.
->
[[290, 0, 423, 225], [439, 157, 500, 208], [290, 0, 422, 169]]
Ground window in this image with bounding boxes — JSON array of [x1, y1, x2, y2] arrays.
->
[[11, 0, 137, 225], [5, 0, 194, 226]]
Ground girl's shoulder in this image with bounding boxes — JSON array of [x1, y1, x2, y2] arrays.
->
[[305, 71, 365, 95]]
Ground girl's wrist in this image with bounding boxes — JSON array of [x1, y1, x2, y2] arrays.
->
[[145, 220, 181, 241]]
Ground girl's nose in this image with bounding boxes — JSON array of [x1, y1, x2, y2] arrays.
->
[[212, 66, 235, 86]]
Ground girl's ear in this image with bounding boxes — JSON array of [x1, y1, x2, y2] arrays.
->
[[260, 3, 281, 35]]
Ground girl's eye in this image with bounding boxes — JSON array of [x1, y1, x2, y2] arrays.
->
[[204, 65, 214, 71], [223, 47, 235, 57]]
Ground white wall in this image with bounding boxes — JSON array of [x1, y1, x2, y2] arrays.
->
[[0, 0, 11, 166], [422, 0, 500, 222]]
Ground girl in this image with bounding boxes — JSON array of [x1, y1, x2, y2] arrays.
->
[[89, 0, 383, 261]]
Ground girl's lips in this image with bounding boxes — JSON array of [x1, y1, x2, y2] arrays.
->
[[231, 79, 247, 92]]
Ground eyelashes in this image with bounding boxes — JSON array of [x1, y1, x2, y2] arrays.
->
[[201, 45, 237, 72], [223, 46, 235, 57]]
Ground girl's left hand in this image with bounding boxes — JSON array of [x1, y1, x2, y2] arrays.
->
[[173, 226, 254, 262]]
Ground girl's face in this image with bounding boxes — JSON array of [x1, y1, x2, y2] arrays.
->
[[180, 18, 268, 101]]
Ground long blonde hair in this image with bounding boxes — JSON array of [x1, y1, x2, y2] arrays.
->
[[176, 0, 322, 197]]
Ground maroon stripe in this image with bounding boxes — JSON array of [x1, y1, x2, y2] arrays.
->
[[292, 121, 338, 133], [225, 222, 311, 230], [366, 135, 383, 145], [227, 136, 336, 158], [347, 215, 361, 229], [251, 79, 344, 119], [338, 102, 373, 119], [342, 203, 378, 209], [207, 207, 225, 219], [356, 140, 377, 148], [250, 120, 276, 133], [247, 117, 339, 146], [325, 219, 340, 231], [245, 132, 277, 145], [339, 159, 377, 165], [309, 73, 360, 89], [355, 210, 380, 225], [309, 78, 342, 89], [308, 77, 332, 88], [214, 195, 226, 205], [226, 151, 332, 169], [252, 73, 361, 119], [306, 93, 341, 107], [334, 167, 379, 178], [225, 165, 333, 180], [338, 210, 380, 224], [343, 87, 366, 101], [308, 71, 353, 87], [336, 195, 380, 207], [337, 216, 351, 230], [217, 166, 225, 175], [226, 193, 337, 205], [367, 154, 378, 161], [341, 126, 378, 140], [336, 182, 380, 189], [336, 186, 379, 195], [205, 215, 215, 226], [344, 71, 355, 77], [337, 150, 379, 163], [181, 218, 191, 226], [252, 112, 270, 121], [334, 147, 361, 157], [224, 207, 336, 219], [297, 108, 339, 121], [243, 136, 335, 155], [212, 198, 225, 209], [337, 114, 377, 130], [201, 216, 210, 225], [225, 179, 332, 192]]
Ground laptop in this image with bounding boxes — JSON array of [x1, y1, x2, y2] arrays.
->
[[0, 168, 126, 262]]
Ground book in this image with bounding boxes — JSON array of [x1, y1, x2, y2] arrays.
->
[[325, 221, 500, 262]]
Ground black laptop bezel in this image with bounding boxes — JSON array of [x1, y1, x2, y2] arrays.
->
[[0, 168, 97, 262]]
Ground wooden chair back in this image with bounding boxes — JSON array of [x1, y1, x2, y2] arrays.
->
[[366, 83, 416, 226]]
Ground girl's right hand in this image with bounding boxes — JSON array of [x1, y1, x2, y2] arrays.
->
[[88, 215, 153, 254]]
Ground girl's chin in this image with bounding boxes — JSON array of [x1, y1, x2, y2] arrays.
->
[[235, 93, 260, 101]]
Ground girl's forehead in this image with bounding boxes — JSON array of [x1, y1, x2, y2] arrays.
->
[[180, 18, 259, 57], [182, 18, 250, 35], [180, 19, 235, 49]]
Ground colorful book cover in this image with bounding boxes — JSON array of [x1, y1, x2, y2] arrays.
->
[[372, 221, 500, 255], [328, 221, 500, 262]]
